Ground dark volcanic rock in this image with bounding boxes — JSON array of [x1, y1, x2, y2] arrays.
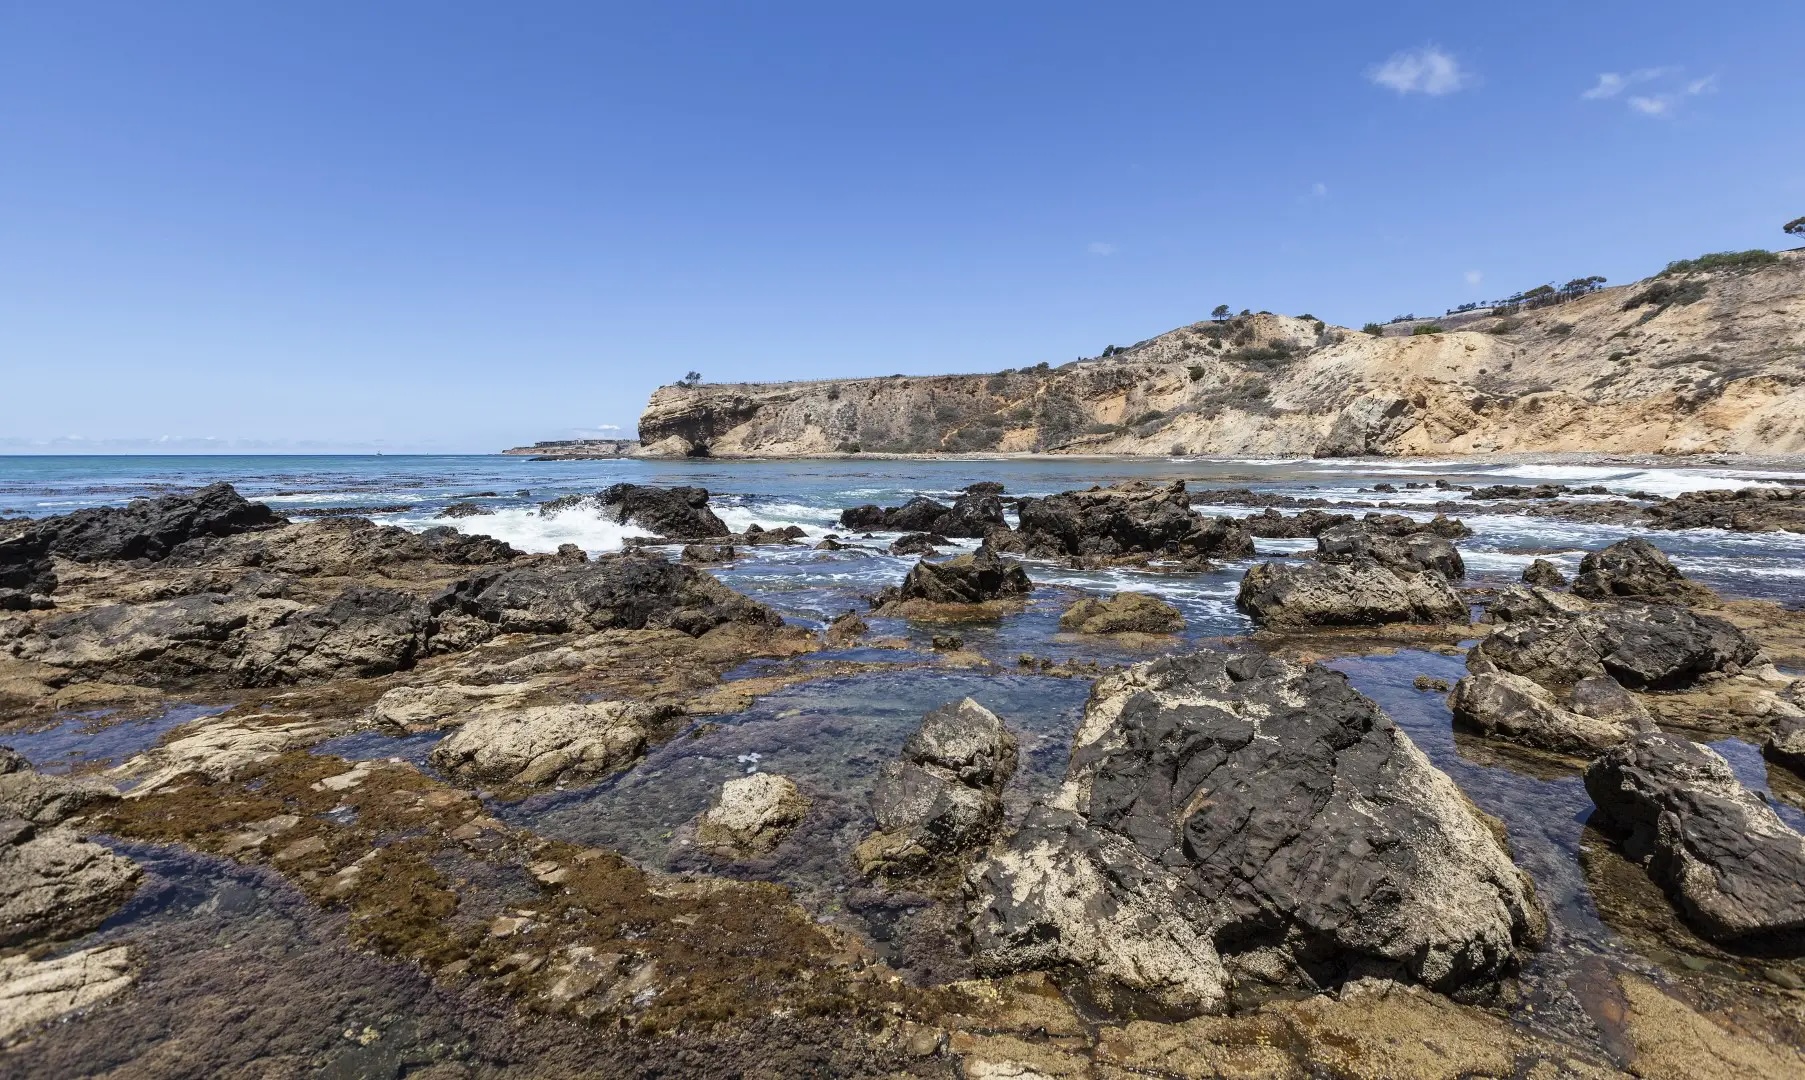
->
[[1470, 604, 1758, 691], [888, 533, 949, 556], [1765, 714, 1805, 774], [855, 698, 1017, 877], [598, 484, 727, 540], [1236, 558, 1466, 628], [1585, 731, 1805, 948], [436, 501, 494, 519], [965, 649, 1545, 1011], [1449, 671, 1639, 756], [1316, 521, 1465, 578], [1571, 538, 1709, 603], [961, 481, 1006, 496], [871, 543, 1032, 607], [1522, 559, 1568, 588], [839, 494, 1007, 539], [1015, 481, 1254, 561], [1644, 486, 1805, 534], [234, 586, 434, 687], [435, 552, 782, 638], [1239, 508, 1355, 539]]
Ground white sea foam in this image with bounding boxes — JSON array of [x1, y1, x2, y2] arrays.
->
[[381, 505, 655, 555], [1467, 464, 1786, 497], [712, 500, 840, 534]]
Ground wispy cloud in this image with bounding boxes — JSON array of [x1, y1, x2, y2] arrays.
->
[[1464, 270, 1484, 287], [1582, 67, 1715, 117], [1086, 241, 1117, 256], [1310, 182, 1328, 198], [1368, 46, 1471, 96]]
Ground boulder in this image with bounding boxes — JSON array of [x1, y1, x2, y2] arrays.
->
[[1644, 486, 1805, 534], [696, 773, 810, 857], [1235, 558, 1467, 628], [234, 585, 433, 686], [1469, 604, 1759, 692], [680, 543, 735, 564], [1571, 538, 1709, 603], [871, 543, 1032, 608], [1240, 508, 1355, 539], [1314, 393, 1418, 457], [1449, 671, 1639, 756], [0, 481, 280, 571], [889, 533, 949, 556], [365, 682, 530, 732], [1316, 522, 1465, 578], [1765, 714, 1805, 774], [1485, 584, 1590, 624], [433, 552, 783, 638], [855, 698, 1017, 877], [839, 494, 1007, 539], [437, 501, 494, 519], [597, 484, 727, 540], [1058, 593, 1184, 635], [1521, 559, 1568, 588], [429, 701, 660, 787], [0, 820, 141, 949], [966, 649, 1544, 1012], [1015, 481, 1254, 562], [1585, 732, 1805, 948], [823, 611, 869, 647], [961, 481, 1006, 496]]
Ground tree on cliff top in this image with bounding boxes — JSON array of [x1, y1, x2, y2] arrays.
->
[[1787, 216, 1805, 241], [1211, 304, 1230, 322], [676, 371, 702, 388]]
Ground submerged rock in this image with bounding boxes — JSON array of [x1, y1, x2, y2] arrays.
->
[[966, 649, 1545, 1012], [1058, 592, 1184, 635], [0, 819, 141, 949], [1449, 671, 1641, 756], [1585, 732, 1805, 949], [871, 543, 1032, 609], [1235, 558, 1467, 628], [888, 532, 949, 556], [696, 773, 810, 857], [429, 701, 662, 787], [1015, 481, 1254, 562], [0, 748, 118, 826], [856, 698, 1018, 877], [1571, 538, 1709, 603], [1316, 521, 1465, 579], [597, 483, 727, 540]]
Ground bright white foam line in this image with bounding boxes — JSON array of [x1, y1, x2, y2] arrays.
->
[[712, 500, 840, 534], [381, 505, 655, 556], [1466, 464, 1785, 497]]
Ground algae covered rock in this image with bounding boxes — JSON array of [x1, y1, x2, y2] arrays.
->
[[1058, 592, 1184, 635], [696, 773, 810, 857], [856, 698, 1018, 877]]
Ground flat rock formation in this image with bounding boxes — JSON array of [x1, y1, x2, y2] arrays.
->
[[630, 251, 1805, 458]]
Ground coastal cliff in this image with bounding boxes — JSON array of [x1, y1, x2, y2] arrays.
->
[[635, 250, 1805, 458]]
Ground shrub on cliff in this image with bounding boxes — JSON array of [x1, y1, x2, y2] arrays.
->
[[1362, 322, 1384, 336], [1659, 249, 1777, 276], [1411, 324, 1444, 336]]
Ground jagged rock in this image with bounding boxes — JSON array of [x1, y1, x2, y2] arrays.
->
[[680, 543, 735, 563], [1449, 671, 1639, 756], [1235, 558, 1467, 628], [1058, 592, 1184, 635], [0, 943, 135, 1045], [855, 698, 1017, 877], [597, 484, 727, 540], [1485, 584, 1590, 623], [1571, 538, 1709, 603], [962, 482, 1006, 496], [823, 611, 868, 647], [696, 773, 810, 857], [167, 516, 519, 575], [0, 749, 118, 825], [434, 552, 783, 637], [735, 523, 807, 545], [1765, 714, 1805, 773], [1316, 522, 1465, 578], [1239, 508, 1355, 539], [234, 585, 433, 686], [429, 701, 661, 787], [889, 533, 949, 556], [1522, 559, 1568, 588], [437, 501, 494, 519], [1645, 486, 1805, 534], [1016, 481, 1253, 562], [1585, 731, 1805, 948], [871, 543, 1032, 608], [840, 494, 1007, 539], [0, 482, 281, 585], [966, 649, 1544, 1012], [0, 821, 141, 948], [1470, 604, 1759, 691], [1569, 675, 1652, 727]]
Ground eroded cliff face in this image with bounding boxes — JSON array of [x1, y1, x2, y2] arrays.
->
[[637, 252, 1805, 458]]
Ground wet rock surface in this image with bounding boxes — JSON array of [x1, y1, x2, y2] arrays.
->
[[695, 773, 810, 857], [1317, 520, 1466, 578], [871, 543, 1032, 610], [966, 649, 1546, 1012], [1450, 671, 1642, 756], [434, 552, 783, 638], [1016, 480, 1254, 562], [1, 820, 142, 948], [1585, 731, 1805, 950], [1573, 538, 1712, 603], [840, 492, 1007, 538], [856, 698, 1018, 879], [597, 483, 729, 539], [428, 701, 662, 788]]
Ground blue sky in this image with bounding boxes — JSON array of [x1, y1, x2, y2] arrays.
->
[[3, 2, 1801, 453]]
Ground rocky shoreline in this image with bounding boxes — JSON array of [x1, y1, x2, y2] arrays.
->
[[4, 480, 1805, 1077]]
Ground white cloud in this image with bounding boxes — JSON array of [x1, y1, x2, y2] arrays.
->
[[1582, 67, 1715, 118], [1086, 241, 1117, 256], [1464, 270, 1484, 286], [1368, 46, 1470, 96], [1310, 182, 1328, 197]]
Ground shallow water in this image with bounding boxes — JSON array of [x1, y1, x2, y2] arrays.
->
[[3, 704, 229, 775]]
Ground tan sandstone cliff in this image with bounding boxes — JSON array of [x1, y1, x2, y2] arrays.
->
[[635, 250, 1805, 458]]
